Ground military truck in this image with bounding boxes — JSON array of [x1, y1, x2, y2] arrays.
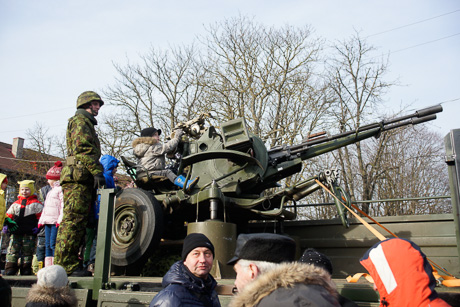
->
[[6, 105, 460, 306]]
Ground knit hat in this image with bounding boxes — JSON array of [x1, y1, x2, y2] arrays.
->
[[46, 161, 63, 180], [227, 233, 296, 265], [18, 179, 35, 195], [182, 233, 215, 260], [37, 265, 69, 288], [141, 127, 162, 137], [299, 248, 333, 275]]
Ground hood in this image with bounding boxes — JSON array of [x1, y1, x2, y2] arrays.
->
[[26, 284, 78, 307], [360, 238, 439, 306], [162, 261, 217, 294], [229, 262, 337, 307], [0, 173, 7, 189], [100, 155, 120, 172], [132, 136, 159, 148]]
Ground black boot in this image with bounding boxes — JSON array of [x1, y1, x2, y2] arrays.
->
[[20, 262, 33, 276], [5, 262, 19, 275]]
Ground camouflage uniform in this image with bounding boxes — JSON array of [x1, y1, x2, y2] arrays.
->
[[54, 108, 103, 274]]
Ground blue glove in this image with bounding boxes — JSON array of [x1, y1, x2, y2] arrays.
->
[[2, 226, 8, 234], [32, 227, 40, 235]]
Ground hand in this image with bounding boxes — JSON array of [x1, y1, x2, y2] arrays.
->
[[37, 224, 43, 229], [2, 226, 8, 234], [5, 218, 19, 232], [32, 227, 40, 235], [94, 173, 106, 189], [175, 129, 184, 139], [55, 223, 59, 228]]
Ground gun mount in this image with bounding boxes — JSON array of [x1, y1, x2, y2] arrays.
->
[[114, 105, 443, 272]]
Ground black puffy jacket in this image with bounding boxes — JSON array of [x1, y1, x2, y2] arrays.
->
[[149, 261, 221, 307]]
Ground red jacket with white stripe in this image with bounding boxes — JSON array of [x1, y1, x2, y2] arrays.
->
[[6, 195, 43, 235], [360, 238, 450, 307]]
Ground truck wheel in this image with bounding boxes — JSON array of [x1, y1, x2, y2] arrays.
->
[[112, 188, 164, 269]]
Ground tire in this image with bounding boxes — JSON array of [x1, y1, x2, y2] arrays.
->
[[111, 188, 164, 268]]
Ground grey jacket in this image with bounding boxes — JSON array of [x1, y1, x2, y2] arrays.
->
[[132, 133, 181, 172], [229, 262, 340, 307]]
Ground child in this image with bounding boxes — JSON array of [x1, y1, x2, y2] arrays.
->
[[1, 174, 14, 228], [5, 180, 43, 275], [37, 161, 64, 267], [132, 127, 198, 191]]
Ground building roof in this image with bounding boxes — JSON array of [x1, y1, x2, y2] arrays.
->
[[0, 141, 62, 179]]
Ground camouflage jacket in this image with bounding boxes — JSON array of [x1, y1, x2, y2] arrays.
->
[[61, 109, 103, 184]]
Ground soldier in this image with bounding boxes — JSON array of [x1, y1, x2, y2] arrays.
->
[[54, 91, 106, 276]]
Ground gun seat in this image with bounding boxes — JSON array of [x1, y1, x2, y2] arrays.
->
[[121, 156, 169, 190]]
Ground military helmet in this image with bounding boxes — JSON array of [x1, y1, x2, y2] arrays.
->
[[76, 91, 104, 109]]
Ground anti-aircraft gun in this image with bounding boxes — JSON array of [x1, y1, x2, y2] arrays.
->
[[114, 105, 443, 274]]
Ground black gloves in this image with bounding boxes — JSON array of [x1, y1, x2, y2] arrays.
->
[[94, 173, 106, 189]]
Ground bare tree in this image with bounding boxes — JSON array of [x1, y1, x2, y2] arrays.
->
[[326, 31, 396, 214], [200, 16, 330, 146]]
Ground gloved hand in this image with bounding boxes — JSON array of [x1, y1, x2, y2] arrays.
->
[[2, 226, 8, 234], [94, 173, 106, 189], [55, 223, 59, 228], [37, 224, 43, 229], [32, 227, 40, 235], [5, 217, 18, 232], [175, 129, 184, 139]]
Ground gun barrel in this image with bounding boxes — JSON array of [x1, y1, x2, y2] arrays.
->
[[268, 104, 443, 163]]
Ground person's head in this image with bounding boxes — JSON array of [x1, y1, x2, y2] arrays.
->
[[37, 265, 69, 289], [141, 127, 161, 141], [299, 248, 333, 277], [0, 275, 12, 307], [100, 155, 120, 174], [46, 161, 63, 184], [18, 180, 35, 198], [76, 91, 104, 116], [0, 173, 7, 191], [228, 233, 296, 292], [182, 233, 215, 279]]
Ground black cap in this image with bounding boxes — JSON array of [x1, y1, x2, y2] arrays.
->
[[141, 127, 162, 137], [299, 248, 333, 275], [227, 233, 296, 265], [182, 233, 215, 260]]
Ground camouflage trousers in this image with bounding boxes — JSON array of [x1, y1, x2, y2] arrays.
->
[[54, 182, 95, 274], [6, 234, 36, 264]]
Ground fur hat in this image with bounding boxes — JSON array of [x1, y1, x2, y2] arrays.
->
[[46, 161, 63, 180], [227, 233, 296, 265], [18, 179, 35, 195], [299, 248, 333, 275], [141, 127, 162, 137], [37, 265, 69, 288], [181, 233, 215, 260]]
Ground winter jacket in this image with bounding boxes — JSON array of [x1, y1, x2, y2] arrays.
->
[[360, 238, 450, 307], [0, 173, 6, 223], [60, 109, 103, 185], [38, 181, 64, 226], [132, 134, 181, 172], [25, 284, 78, 307], [150, 261, 221, 307], [93, 155, 120, 220], [229, 262, 340, 307], [6, 195, 43, 235]]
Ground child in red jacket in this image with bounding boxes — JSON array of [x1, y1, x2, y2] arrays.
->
[[5, 180, 43, 275]]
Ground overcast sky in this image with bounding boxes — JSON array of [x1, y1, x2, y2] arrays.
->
[[0, 1, 459, 148]]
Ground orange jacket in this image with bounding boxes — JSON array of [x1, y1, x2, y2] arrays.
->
[[360, 238, 450, 307]]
